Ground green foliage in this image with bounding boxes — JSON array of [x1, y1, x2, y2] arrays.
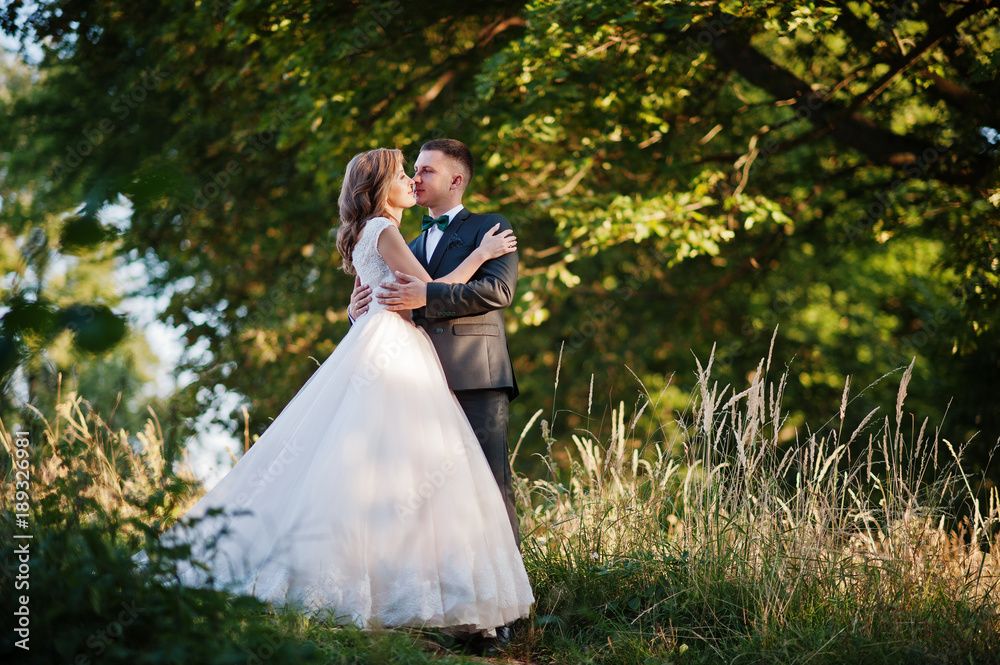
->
[[0, 393, 323, 664], [3, 346, 1000, 662], [1, 0, 998, 480], [0, 508, 320, 664], [513, 348, 1000, 664], [0, 215, 130, 380], [0, 389, 499, 663], [0, 215, 158, 441], [0, 53, 167, 448]]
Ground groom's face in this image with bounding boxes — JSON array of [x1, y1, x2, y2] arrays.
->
[[413, 150, 460, 209]]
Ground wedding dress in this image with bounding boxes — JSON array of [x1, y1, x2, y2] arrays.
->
[[136, 216, 534, 630]]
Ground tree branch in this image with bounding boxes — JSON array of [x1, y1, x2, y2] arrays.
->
[[700, 8, 994, 186], [842, 3, 983, 117]]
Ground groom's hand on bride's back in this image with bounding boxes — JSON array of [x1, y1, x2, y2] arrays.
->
[[378, 272, 427, 311], [349, 276, 373, 320]]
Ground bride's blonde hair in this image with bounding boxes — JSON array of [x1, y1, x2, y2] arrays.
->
[[336, 148, 403, 275]]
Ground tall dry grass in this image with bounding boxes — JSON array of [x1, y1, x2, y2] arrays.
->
[[3, 347, 998, 663], [0, 384, 200, 530], [514, 336, 1000, 662], [0, 387, 321, 665]]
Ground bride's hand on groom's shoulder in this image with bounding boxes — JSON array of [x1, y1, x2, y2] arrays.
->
[[477, 224, 517, 260]]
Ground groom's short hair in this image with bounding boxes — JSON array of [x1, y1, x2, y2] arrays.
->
[[420, 138, 474, 186]]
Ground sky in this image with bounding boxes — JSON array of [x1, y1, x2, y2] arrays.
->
[[0, 8, 40, 63], [104, 202, 242, 489]]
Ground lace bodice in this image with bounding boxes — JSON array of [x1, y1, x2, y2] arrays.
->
[[352, 217, 397, 318]]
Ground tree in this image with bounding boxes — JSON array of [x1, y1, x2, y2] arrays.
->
[[2, 1, 997, 476], [478, 0, 1000, 468], [0, 52, 160, 440]]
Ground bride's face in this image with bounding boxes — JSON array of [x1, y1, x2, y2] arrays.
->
[[385, 164, 416, 210]]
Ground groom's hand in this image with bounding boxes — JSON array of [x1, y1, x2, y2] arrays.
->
[[377, 272, 427, 310], [349, 276, 372, 320]]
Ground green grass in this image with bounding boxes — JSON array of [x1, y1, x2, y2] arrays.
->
[[2, 346, 999, 664], [514, 345, 1000, 663]]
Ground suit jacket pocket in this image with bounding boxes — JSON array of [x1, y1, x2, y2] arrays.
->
[[452, 323, 499, 336]]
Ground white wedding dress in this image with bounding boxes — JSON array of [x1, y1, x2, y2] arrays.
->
[[137, 216, 533, 630]]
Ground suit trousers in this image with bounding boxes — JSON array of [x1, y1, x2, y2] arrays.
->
[[454, 389, 519, 546]]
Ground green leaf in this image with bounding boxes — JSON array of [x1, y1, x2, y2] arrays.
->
[[59, 215, 114, 252], [1, 297, 57, 335], [56, 304, 128, 353]]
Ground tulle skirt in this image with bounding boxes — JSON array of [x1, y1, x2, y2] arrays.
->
[[137, 310, 533, 629]]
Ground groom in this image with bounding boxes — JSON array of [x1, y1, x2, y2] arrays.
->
[[348, 138, 520, 545]]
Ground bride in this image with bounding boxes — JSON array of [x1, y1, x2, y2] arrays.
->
[[137, 148, 534, 633]]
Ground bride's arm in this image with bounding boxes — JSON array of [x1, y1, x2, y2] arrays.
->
[[376, 224, 515, 285]]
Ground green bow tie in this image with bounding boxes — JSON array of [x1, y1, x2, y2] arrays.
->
[[421, 214, 449, 232]]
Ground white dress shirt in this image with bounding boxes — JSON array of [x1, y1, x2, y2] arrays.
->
[[425, 204, 465, 262]]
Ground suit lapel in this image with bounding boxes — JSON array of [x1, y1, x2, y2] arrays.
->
[[411, 230, 429, 269], [427, 208, 470, 277]]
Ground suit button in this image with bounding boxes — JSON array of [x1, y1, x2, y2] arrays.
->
[[435, 328, 444, 334]]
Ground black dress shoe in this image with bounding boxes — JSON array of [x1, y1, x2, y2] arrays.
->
[[478, 626, 513, 656], [477, 637, 502, 657], [456, 627, 510, 657]]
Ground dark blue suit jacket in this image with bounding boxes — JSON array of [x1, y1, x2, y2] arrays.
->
[[409, 208, 519, 398]]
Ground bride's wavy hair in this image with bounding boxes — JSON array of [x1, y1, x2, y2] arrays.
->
[[336, 148, 403, 275]]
